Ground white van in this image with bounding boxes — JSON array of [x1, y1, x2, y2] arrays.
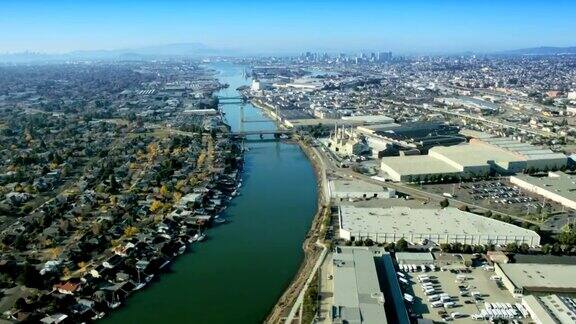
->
[[431, 301, 444, 308], [451, 312, 465, 319], [444, 302, 456, 308], [472, 313, 485, 320], [428, 295, 440, 302], [403, 293, 414, 303]]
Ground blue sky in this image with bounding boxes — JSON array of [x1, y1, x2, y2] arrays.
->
[[1, 0, 575, 54]]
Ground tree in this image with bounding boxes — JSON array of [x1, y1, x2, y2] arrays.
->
[[440, 243, 452, 252], [458, 205, 470, 212], [541, 244, 552, 254], [396, 238, 409, 252], [551, 243, 563, 255], [364, 238, 374, 247], [440, 199, 449, 208], [124, 226, 139, 237], [150, 200, 164, 213], [173, 191, 182, 203], [484, 210, 493, 218], [558, 224, 576, 246], [518, 243, 530, 254], [384, 242, 395, 251], [16, 264, 42, 288], [109, 174, 119, 194], [14, 235, 28, 251], [472, 245, 486, 254], [160, 184, 170, 199], [505, 242, 519, 253]]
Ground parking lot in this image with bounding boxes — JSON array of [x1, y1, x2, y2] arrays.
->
[[422, 179, 574, 230], [399, 265, 529, 323]]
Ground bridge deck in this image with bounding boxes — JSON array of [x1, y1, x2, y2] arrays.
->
[[231, 129, 293, 136]]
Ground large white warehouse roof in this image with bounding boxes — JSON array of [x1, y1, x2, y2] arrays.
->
[[338, 206, 540, 246]]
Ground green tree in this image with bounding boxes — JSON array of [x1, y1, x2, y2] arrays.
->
[[505, 242, 519, 253], [440, 198, 449, 208], [518, 243, 530, 254], [440, 243, 451, 252], [396, 238, 409, 252], [558, 224, 576, 246]]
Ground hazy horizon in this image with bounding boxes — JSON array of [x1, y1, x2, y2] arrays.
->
[[1, 0, 576, 55]]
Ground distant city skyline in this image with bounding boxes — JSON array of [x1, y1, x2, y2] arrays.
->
[[1, 0, 575, 54]]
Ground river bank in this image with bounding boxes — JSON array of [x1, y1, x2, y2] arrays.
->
[[104, 62, 318, 324], [249, 93, 331, 323], [264, 138, 330, 323]]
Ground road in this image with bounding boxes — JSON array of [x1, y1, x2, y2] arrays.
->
[[313, 139, 541, 227]]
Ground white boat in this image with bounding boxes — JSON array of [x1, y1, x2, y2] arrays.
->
[[133, 282, 146, 291], [159, 260, 171, 269], [178, 245, 186, 254], [108, 301, 121, 309], [197, 233, 206, 242], [191, 233, 200, 242], [214, 218, 227, 224], [91, 312, 105, 320]]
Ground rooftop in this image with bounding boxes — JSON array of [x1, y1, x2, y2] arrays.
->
[[332, 247, 387, 324], [339, 206, 540, 240], [430, 142, 522, 168], [498, 263, 576, 292], [380, 155, 461, 176], [395, 252, 435, 264], [511, 171, 576, 202], [329, 179, 391, 195]]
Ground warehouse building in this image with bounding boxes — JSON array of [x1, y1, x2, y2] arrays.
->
[[331, 247, 409, 324], [338, 206, 540, 246], [522, 294, 576, 324], [495, 263, 576, 295], [380, 137, 567, 182], [329, 179, 396, 201], [333, 247, 386, 323], [510, 171, 576, 210]]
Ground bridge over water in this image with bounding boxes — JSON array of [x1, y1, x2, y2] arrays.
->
[[230, 129, 293, 138]]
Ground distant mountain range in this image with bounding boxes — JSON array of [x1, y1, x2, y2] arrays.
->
[[496, 46, 576, 55], [0, 43, 241, 62], [2, 43, 576, 63]]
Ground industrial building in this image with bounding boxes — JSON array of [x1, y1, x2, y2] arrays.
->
[[329, 179, 396, 201], [495, 263, 576, 295], [341, 115, 395, 125], [331, 247, 409, 324], [380, 137, 567, 182], [327, 126, 371, 157], [510, 171, 576, 210], [435, 96, 500, 115], [522, 294, 576, 324], [338, 206, 540, 246]]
